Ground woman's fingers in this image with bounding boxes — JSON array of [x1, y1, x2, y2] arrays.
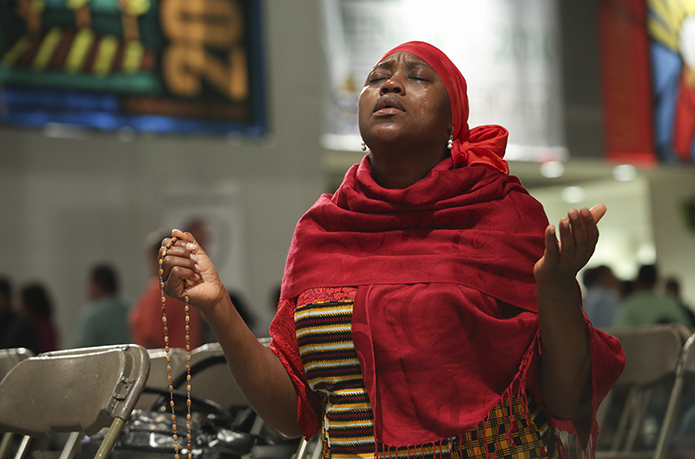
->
[[589, 203, 607, 223]]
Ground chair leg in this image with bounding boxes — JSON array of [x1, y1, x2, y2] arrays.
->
[[58, 431, 84, 459], [94, 417, 126, 459], [12, 436, 30, 459], [0, 433, 13, 459]]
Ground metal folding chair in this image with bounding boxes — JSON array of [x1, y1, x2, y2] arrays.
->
[[0, 348, 34, 458], [0, 348, 33, 382], [597, 324, 691, 459], [654, 331, 695, 458], [0, 344, 150, 459]]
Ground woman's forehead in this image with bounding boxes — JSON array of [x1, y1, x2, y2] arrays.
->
[[375, 52, 432, 69]]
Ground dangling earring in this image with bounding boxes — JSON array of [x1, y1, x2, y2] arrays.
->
[[447, 134, 454, 150], [361, 141, 367, 151]]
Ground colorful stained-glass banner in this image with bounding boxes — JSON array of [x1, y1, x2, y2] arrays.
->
[[599, 0, 695, 165], [0, 0, 267, 136]]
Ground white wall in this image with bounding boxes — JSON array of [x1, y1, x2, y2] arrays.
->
[[0, 0, 328, 345], [650, 173, 695, 307]]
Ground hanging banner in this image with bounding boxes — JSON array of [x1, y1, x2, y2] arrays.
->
[[320, 0, 567, 162], [0, 0, 267, 136], [599, 0, 695, 165]]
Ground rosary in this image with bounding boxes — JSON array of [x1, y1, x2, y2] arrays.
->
[[159, 236, 193, 459]]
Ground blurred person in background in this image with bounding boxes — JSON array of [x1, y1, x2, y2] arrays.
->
[[0, 275, 40, 353], [665, 276, 695, 327], [616, 264, 691, 327], [19, 282, 59, 354], [74, 263, 132, 347], [582, 265, 622, 330], [129, 230, 203, 349]]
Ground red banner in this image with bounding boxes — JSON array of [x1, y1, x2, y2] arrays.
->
[[598, 0, 656, 166]]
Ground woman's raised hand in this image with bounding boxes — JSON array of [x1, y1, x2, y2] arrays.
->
[[160, 228, 228, 314], [534, 204, 607, 284]]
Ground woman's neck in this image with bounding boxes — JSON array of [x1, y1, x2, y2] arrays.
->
[[369, 148, 450, 189]]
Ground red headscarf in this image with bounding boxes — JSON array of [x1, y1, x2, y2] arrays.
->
[[382, 41, 510, 174]]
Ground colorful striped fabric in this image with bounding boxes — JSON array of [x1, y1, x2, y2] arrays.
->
[[294, 287, 558, 459]]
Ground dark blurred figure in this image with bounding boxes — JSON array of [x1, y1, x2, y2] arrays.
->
[[19, 282, 59, 353], [665, 276, 695, 327], [582, 265, 622, 330], [75, 263, 132, 347], [129, 230, 204, 349], [0, 276, 40, 353], [616, 264, 690, 326]]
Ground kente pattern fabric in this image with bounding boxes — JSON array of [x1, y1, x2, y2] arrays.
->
[[269, 41, 625, 457], [294, 287, 559, 459]]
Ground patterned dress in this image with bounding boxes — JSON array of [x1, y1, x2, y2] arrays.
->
[[294, 287, 559, 459]]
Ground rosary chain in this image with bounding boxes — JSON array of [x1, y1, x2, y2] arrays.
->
[[160, 236, 193, 459]]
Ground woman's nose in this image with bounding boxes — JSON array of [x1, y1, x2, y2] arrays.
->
[[381, 76, 404, 94]]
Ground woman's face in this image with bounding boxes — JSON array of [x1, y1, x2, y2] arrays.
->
[[358, 52, 452, 152]]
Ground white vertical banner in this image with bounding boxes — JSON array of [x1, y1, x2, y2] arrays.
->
[[321, 0, 566, 162]]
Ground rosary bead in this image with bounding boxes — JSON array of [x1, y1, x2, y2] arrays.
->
[[160, 281, 165, 289], [161, 296, 166, 304], [173, 434, 178, 441], [172, 414, 176, 422], [172, 424, 177, 431], [174, 444, 179, 452], [170, 401, 175, 408], [162, 316, 167, 324], [159, 268, 164, 276], [168, 375, 173, 383], [187, 384, 191, 392], [166, 355, 171, 363]]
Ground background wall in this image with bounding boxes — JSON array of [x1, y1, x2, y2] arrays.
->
[[0, 1, 328, 344]]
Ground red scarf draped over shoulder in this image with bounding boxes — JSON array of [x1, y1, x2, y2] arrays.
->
[[280, 156, 549, 446]]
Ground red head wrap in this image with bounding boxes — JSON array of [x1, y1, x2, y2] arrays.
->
[[380, 41, 510, 174]]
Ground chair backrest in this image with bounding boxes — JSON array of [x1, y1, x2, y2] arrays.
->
[[0, 348, 34, 381], [608, 324, 686, 387], [0, 344, 150, 438], [135, 347, 187, 410], [186, 342, 249, 411]]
